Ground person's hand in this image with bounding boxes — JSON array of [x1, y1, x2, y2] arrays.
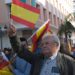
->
[[7, 25, 16, 37]]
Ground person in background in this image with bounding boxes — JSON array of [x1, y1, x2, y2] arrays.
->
[[4, 48, 13, 60], [7, 25, 75, 75], [20, 37, 29, 49]]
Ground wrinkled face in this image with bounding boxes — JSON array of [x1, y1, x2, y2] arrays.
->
[[41, 36, 58, 57]]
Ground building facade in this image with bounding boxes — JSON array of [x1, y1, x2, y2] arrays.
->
[[0, 0, 72, 49]]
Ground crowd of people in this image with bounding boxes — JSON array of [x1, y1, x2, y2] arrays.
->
[[0, 25, 75, 75]]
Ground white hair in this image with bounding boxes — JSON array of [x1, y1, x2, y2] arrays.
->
[[42, 33, 60, 52]]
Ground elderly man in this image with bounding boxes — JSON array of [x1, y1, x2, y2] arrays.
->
[[7, 25, 75, 75]]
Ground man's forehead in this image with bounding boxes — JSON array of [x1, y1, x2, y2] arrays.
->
[[42, 35, 53, 40], [41, 34, 60, 44], [42, 36, 53, 42]]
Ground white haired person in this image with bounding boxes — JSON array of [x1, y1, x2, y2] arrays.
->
[[7, 25, 75, 75]]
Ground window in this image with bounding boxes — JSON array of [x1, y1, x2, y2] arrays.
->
[[43, 8, 47, 21], [20, 0, 26, 3], [36, 4, 40, 9], [49, 12, 52, 24], [6, 4, 11, 17], [36, 4, 41, 19], [7, 3, 11, 12], [31, 0, 36, 6], [53, 15, 56, 25], [57, 17, 59, 26]]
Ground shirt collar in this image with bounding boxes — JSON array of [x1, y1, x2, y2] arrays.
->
[[50, 52, 58, 60], [50, 45, 60, 60]]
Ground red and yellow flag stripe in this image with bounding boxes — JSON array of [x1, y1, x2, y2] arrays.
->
[[11, 0, 40, 29], [31, 20, 51, 52]]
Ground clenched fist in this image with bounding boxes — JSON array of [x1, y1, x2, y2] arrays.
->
[[7, 25, 16, 37]]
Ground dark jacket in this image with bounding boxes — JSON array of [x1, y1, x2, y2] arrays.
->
[[9, 36, 75, 75]]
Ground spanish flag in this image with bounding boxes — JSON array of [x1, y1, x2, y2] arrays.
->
[[0, 60, 13, 75], [11, 0, 40, 29], [30, 20, 52, 52]]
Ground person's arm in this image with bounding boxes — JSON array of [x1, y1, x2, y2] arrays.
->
[[7, 25, 33, 63]]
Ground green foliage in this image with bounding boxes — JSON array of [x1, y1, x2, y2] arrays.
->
[[58, 20, 75, 37]]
